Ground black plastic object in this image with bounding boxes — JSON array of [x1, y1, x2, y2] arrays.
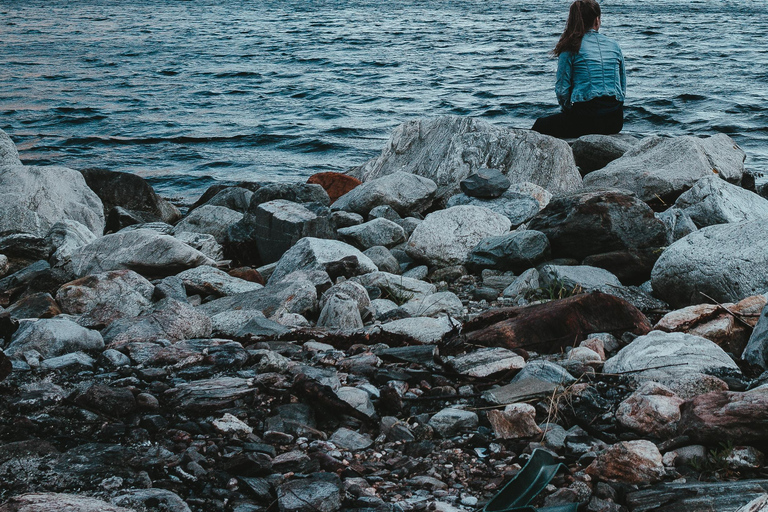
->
[[482, 449, 574, 512]]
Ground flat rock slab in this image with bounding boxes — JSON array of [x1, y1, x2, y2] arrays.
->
[[625, 479, 768, 512], [164, 377, 254, 413], [483, 377, 559, 406], [176, 265, 263, 296], [457, 292, 651, 354], [267, 237, 377, 286], [448, 347, 525, 378]]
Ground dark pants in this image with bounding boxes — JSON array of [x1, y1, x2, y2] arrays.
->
[[532, 96, 623, 139]]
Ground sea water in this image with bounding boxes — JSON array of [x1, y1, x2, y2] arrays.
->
[[2, 0, 766, 201]]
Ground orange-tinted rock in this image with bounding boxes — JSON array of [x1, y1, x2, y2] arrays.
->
[[586, 440, 665, 484], [228, 267, 265, 286], [678, 387, 768, 443], [307, 172, 362, 203], [456, 292, 651, 354]]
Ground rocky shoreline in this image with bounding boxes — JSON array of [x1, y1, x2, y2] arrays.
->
[[1, 116, 768, 512]]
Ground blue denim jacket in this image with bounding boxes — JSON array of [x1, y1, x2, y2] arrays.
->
[[556, 30, 626, 109]]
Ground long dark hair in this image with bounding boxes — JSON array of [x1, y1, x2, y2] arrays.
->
[[553, 0, 601, 56]]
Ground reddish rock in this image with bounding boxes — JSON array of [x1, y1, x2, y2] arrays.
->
[[308, 172, 362, 203], [228, 266, 265, 285], [586, 440, 665, 484], [456, 292, 651, 354], [615, 382, 684, 439], [678, 387, 768, 443], [486, 403, 542, 439]]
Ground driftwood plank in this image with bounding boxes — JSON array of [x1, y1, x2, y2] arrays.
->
[[626, 479, 768, 512]]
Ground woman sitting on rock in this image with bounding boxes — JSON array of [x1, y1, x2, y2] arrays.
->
[[532, 0, 626, 138]]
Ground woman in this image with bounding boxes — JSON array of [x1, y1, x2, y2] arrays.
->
[[532, 0, 626, 138]]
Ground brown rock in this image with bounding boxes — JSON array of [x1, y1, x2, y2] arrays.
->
[[486, 403, 542, 439], [456, 292, 651, 353], [615, 382, 684, 439], [308, 172, 362, 203], [228, 266, 265, 285], [586, 440, 665, 484], [678, 387, 768, 443], [3, 293, 61, 320]]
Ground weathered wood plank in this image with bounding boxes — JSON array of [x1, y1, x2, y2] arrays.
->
[[626, 479, 768, 512]]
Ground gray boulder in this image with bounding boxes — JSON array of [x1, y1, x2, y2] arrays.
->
[[277, 474, 342, 512], [198, 186, 253, 212], [351, 116, 582, 205], [337, 218, 406, 250], [406, 205, 511, 267], [199, 278, 318, 318], [583, 134, 746, 203], [742, 303, 768, 370], [79, 167, 181, 228], [320, 281, 371, 313], [528, 188, 668, 284], [507, 181, 553, 209], [0, 129, 21, 166], [446, 190, 541, 227], [467, 230, 550, 272], [173, 204, 243, 243], [317, 293, 364, 330], [102, 298, 212, 348], [603, 331, 742, 385], [378, 316, 455, 344], [227, 199, 333, 266], [332, 171, 437, 217], [363, 246, 400, 274], [172, 231, 224, 262], [6, 317, 104, 359], [249, 182, 330, 208], [502, 268, 541, 305], [655, 207, 698, 244], [399, 291, 464, 318], [428, 407, 479, 437], [56, 270, 154, 328], [351, 271, 437, 302], [210, 309, 267, 338], [460, 168, 511, 198], [112, 489, 191, 512], [570, 133, 638, 174], [674, 175, 768, 228], [651, 221, 768, 308], [538, 264, 622, 294], [176, 265, 262, 296], [267, 237, 377, 286], [46, 220, 98, 267], [0, 164, 105, 237], [65, 228, 215, 278]]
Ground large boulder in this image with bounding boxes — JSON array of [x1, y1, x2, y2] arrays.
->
[[466, 230, 550, 272], [226, 199, 333, 266], [199, 278, 318, 318], [331, 171, 437, 217], [405, 205, 511, 267], [528, 189, 668, 284], [0, 493, 135, 512], [56, 270, 154, 328], [267, 238, 377, 286], [651, 221, 768, 308], [582, 134, 746, 204], [677, 387, 768, 443], [570, 133, 638, 174], [46, 220, 99, 267], [674, 175, 768, 228], [79, 167, 181, 227], [65, 228, 216, 278], [603, 331, 742, 385], [102, 298, 212, 348], [350, 116, 582, 205], [6, 317, 104, 359], [173, 204, 243, 243], [0, 165, 105, 237], [176, 265, 263, 296], [337, 218, 406, 250]]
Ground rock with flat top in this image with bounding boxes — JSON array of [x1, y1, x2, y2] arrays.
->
[[571, 133, 638, 174], [616, 382, 684, 439], [176, 265, 262, 296], [449, 347, 525, 378], [487, 403, 542, 439], [173, 204, 242, 243], [674, 175, 768, 228], [6, 317, 104, 359], [332, 171, 437, 217], [583, 134, 745, 203], [677, 387, 768, 443], [0, 492, 135, 512], [268, 237, 377, 286], [586, 440, 665, 484]]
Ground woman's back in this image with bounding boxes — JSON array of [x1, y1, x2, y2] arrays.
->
[[557, 30, 625, 108]]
